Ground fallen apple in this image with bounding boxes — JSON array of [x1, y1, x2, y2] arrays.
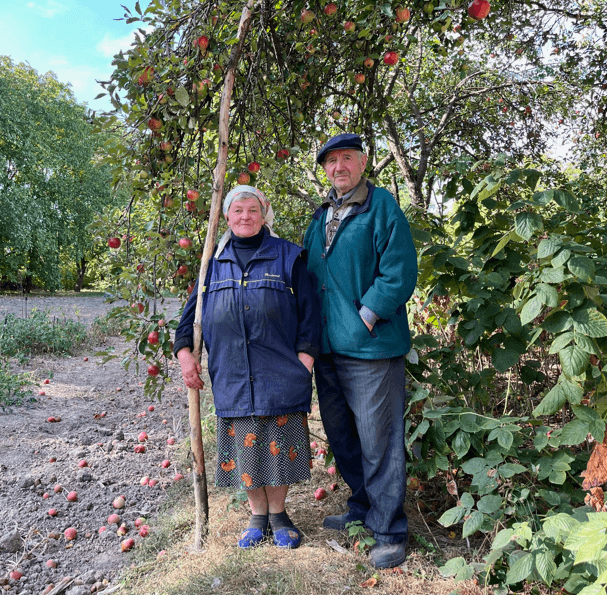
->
[[148, 479, 159, 487], [46, 559, 57, 569], [134, 517, 145, 528], [43, 492, 50, 499], [117, 524, 127, 536], [113, 496, 126, 509], [140, 476, 150, 486], [54, 485, 62, 493], [43, 378, 50, 384], [314, 487, 328, 500], [67, 491, 78, 502], [108, 513, 120, 524], [78, 460, 88, 468], [48, 508, 58, 517], [161, 459, 171, 468], [9, 570, 23, 580], [174, 473, 185, 481], [139, 525, 150, 537], [64, 527, 77, 541], [121, 537, 135, 552], [167, 437, 175, 445], [134, 445, 146, 454]]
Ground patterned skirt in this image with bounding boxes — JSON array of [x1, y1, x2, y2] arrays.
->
[[215, 412, 312, 490]]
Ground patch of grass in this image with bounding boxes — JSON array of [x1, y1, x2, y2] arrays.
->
[[0, 358, 34, 410], [89, 312, 128, 341], [0, 310, 88, 357]]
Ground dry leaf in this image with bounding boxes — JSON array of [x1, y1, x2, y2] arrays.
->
[[360, 577, 378, 588], [446, 480, 458, 496], [326, 539, 347, 554], [581, 435, 607, 490]]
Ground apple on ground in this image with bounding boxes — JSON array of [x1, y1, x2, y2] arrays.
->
[[99, 526, 107, 534], [64, 528, 77, 541], [46, 559, 57, 569], [78, 460, 88, 468], [113, 496, 126, 509], [314, 487, 328, 500], [140, 476, 150, 486], [43, 492, 50, 499], [108, 513, 120, 524], [135, 517, 145, 528], [121, 537, 135, 552], [149, 479, 159, 487], [9, 570, 23, 580], [148, 404, 155, 411], [39, 390, 46, 396], [43, 378, 50, 384], [174, 473, 185, 481], [327, 466, 337, 475], [161, 459, 171, 468], [167, 437, 176, 445], [54, 485, 62, 493], [67, 491, 78, 502], [134, 445, 146, 453], [329, 482, 339, 491], [117, 524, 127, 536], [48, 508, 58, 517], [139, 525, 150, 537]]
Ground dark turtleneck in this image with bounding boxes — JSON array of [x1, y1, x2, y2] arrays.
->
[[231, 227, 265, 271]]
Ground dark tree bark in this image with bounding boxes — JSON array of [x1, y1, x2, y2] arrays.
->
[[74, 258, 86, 292]]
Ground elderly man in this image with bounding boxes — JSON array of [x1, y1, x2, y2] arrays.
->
[[303, 133, 417, 569]]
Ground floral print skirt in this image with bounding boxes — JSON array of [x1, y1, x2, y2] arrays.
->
[[215, 412, 312, 490]]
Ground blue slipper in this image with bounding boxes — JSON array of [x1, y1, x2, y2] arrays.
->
[[272, 527, 302, 549], [238, 526, 270, 549]]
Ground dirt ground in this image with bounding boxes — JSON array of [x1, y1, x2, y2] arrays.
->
[[0, 294, 487, 595], [0, 294, 190, 595]]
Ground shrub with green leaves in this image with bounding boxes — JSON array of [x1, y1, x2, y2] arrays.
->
[[407, 158, 607, 594], [0, 310, 88, 357], [0, 358, 34, 410]]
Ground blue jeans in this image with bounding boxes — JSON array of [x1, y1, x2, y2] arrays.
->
[[314, 354, 408, 544]]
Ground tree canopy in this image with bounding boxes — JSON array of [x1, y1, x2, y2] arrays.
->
[[0, 56, 121, 291]]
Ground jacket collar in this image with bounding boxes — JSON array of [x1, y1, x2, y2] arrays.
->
[[215, 227, 278, 263], [313, 179, 374, 221]]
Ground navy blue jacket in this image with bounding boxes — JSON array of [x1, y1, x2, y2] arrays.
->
[[173, 230, 320, 417]]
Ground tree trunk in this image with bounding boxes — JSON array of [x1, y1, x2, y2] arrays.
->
[[187, 0, 255, 551], [74, 258, 86, 292]]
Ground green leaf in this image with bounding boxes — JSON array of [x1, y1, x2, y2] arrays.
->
[[493, 346, 520, 372], [499, 463, 526, 478], [460, 492, 475, 509], [553, 189, 580, 212], [560, 344, 590, 377], [477, 494, 503, 515], [572, 308, 607, 338], [515, 212, 543, 241], [549, 331, 574, 354], [521, 295, 543, 326], [540, 266, 566, 284], [462, 510, 484, 538], [438, 506, 466, 527], [491, 230, 515, 257], [453, 431, 472, 458], [488, 428, 514, 450], [575, 333, 599, 355], [560, 419, 590, 445], [492, 528, 515, 550], [535, 549, 557, 585], [542, 310, 573, 333], [577, 585, 607, 595], [537, 238, 562, 259], [524, 169, 542, 191], [175, 85, 190, 107], [439, 556, 471, 578], [552, 248, 572, 268], [568, 257, 595, 283], [506, 552, 534, 584], [535, 283, 559, 307]]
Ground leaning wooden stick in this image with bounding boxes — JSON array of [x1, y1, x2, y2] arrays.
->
[[187, 0, 256, 550]]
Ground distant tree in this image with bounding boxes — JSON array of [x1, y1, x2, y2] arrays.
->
[[0, 56, 122, 291]]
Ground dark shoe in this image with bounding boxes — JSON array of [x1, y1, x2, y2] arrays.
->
[[322, 511, 366, 531], [273, 527, 302, 549], [369, 540, 407, 569]]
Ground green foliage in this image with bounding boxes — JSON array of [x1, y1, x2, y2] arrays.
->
[[407, 160, 607, 593], [346, 520, 376, 553], [0, 310, 88, 357], [0, 358, 34, 410]]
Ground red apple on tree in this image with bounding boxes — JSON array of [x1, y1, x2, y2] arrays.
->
[[108, 237, 121, 249], [363, 57, 374, 68], [147, 118, 162, 131], [276, 149, 290, 160], [177, 264, 188, 276], [131, 302, 144, 314], [186, 189, 200, 201], [324, 3, 337, 16], [395, 6, 410, 22], [194, 35, 209, 50], [148, 364, 160, 377], [248, 161, 261, 173], [237, 172, 251, 185], [179, 238, 192, 250], [138, 66, 154, 86], [354, 73, 365, 84], [300, 9, 315, 25], [148, 331, 159, 345], [384, 51, 399, 65], [468, 0, 490, 20], [343, 21, 355, 33]]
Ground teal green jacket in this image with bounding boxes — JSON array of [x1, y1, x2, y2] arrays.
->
[[303, 180, 417, 359]]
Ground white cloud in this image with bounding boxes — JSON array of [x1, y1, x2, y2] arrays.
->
[[27, 0, 67, 18], [96, 28, 152, 59]]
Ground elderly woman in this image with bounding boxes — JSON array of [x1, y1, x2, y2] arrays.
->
[[173, 185, 320, 549]]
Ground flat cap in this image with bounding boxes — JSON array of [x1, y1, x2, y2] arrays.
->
[[316, 133, 364, 164]]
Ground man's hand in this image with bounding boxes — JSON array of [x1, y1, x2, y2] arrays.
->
[[297, 352, 314, 374], [361, 317, 374, 333], [177, 348, 205, 390]]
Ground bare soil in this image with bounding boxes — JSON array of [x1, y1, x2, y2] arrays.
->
[[0, 294, 189, 595]]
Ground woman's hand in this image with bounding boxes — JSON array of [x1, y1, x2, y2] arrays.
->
[[177, 348, 205, 389], [297, 352, 314, 374]]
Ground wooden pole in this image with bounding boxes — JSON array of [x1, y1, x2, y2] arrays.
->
[[187, 0, 256, 551]]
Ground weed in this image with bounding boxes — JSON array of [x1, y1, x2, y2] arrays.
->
[[0, 359, 34, 410], [346, 520, 376, 552]]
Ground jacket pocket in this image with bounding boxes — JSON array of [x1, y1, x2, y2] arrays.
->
[[353, 299, 377, 339]]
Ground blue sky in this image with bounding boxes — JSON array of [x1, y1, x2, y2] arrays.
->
[[0, 0, 149, 112]]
